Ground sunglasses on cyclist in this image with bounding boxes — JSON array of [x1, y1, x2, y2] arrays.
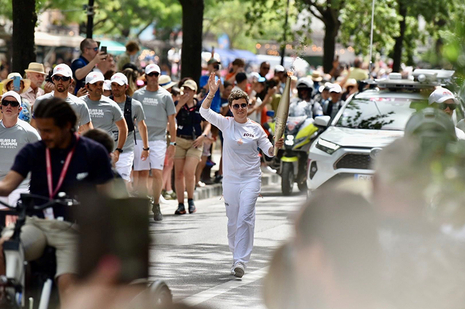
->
[[147, 72, 160, 77], [52, 76, 71, 82], [232, 103, 248, 110], [2, 100, 20, 107], [436, 102, 457, 111]]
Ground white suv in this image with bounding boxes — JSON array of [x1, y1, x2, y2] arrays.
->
[[306, 70, 459, 191]]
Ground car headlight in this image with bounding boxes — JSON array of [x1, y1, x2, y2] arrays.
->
[[315, 138, 340, 154]]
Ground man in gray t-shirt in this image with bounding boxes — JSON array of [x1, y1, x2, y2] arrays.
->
[[110, 73, 149, 185], [33, 64, 92, 133], [132, 64, 176, 221], [82, 71, 127, 164], [0, 91, 40, 207]]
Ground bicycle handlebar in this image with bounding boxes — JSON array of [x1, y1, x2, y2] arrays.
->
[[0, 193, 79, 216]]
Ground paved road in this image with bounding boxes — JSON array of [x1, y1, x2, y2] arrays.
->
[[149, 184, 306, 309]]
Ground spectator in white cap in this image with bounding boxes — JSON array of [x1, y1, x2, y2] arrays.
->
[[274, 65, 286, 94], [1, 73, 32, 123], [103, 80, 112, 97], [109, 72, 149, 189], [34, 64, 93, 133], [428, 87, 465, 140], [323, 84, 344, 121], [132, 63, 176, 221], [82, 71, 128, 164], [0, 91, 40, 210]]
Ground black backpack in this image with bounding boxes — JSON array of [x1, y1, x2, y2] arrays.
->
[[111, 95, 134, 132]]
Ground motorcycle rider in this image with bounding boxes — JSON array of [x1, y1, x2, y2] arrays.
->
[[289, 77, 323, 119]]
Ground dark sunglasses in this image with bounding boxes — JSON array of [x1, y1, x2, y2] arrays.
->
[[436, 102, 457, 111], [147, 72, 160, 77], [87, 47, 99, 51], [232, 103, 248, 110], [53, 76, 71, 82], [2, 100, 20, 107]]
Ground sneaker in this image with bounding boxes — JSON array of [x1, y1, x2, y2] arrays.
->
[[175, 204, 187, 215], [152, 203, 163, 221], [230, 264, 235, 275], [214, 174, 223, 183], [196, 181, 206, 188], [233, 262, 245, 278], [206, 159, 216, 167], [163, 190, 175, 200], [188, 200, 196, 214]]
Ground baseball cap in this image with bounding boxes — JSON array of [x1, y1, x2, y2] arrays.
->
[[319, 82, 333, 93], [182, 79, 198, 92], [428, 87, 456, 105], [103, 80, 112, 91], [85, 72, 105, 84], [158, 75, 176, 89], [207, 58, 220, 65], [274, 65, 285, 73], [2, 90, 22, 104], [330, 84, 342, 94], [145, 64, 161, 75], [52, 64, 73, 78], [111, 73, 128, 86]]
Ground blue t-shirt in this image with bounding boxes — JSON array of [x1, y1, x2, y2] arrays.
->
[[199, 75, 222, 113], [175, 99, 204, 138], [70, 55, 89, 95], [11, 134, 114, 220]]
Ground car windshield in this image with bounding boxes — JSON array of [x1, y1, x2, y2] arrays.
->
[[336, 96, 426, 130]]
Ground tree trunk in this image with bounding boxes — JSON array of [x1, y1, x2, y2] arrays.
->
[[12, 0, 37, 74], [322, 9, 340, 74], [392, 1, 407, 73], [179, 0, 204, 84]]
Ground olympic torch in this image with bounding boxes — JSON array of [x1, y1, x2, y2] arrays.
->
[[273, 74, 291, 156]]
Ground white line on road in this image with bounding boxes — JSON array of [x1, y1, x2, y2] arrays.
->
[[182, 266, 269, 306]]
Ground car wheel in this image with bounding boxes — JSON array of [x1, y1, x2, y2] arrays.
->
[[281, 162, 294, 196]]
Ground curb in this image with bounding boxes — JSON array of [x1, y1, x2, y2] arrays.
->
[[194, 173, 280, 201]]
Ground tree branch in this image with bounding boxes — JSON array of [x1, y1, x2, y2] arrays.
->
[[308, 5, 324, 22], [136, 20, 154, 37]]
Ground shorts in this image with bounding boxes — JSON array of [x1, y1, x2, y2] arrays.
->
[[134, 140, 166, 171], [174, 137, 202, 159], [2, 217, 79, 278], [115, 151, 135, 181]]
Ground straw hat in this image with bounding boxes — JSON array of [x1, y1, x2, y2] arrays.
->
[[1, 73, 31, 94], [311, 71, 323, 82], [24, 62, 46, 75]]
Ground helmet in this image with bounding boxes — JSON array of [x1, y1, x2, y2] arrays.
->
[[404, 108, 457, 142], [296, 77, 314, 89]]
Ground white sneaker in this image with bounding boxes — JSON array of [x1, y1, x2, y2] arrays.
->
[[196, 181, 206, 188], [233, 262, 245, 278]]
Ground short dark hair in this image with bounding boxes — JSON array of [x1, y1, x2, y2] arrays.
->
[[80, 38, 97, 53], [33, 97, 77, 132], [125, 41, 140, 53], [235, 72, 247, 84], [223, 80, 233, 89], [232, 58, 245, 67], [228, 89, 249, 106], [83, 129, 114, 154]]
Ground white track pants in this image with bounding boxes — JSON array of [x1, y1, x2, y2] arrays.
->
[[222, 178, 261, 266]]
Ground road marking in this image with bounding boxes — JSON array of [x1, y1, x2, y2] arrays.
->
[[182, 266, 269, 306]]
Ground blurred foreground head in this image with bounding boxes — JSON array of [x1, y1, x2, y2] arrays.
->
[[374, 108, 465, 226], [264, 185, 381, 309]]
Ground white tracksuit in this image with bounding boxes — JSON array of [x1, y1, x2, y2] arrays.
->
[[200, 107, 273, 266]]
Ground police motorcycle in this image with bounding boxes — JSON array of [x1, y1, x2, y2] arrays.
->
[[0, 193, 172, 309], [263, 78, 323, 195]]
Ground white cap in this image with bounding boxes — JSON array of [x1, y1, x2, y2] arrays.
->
[[2, 90, 22, 104], [85, 72, 105, 85], [428, 87, 456, 105], [145, 64, 161, 75], [329, 84, 342, 93], [274, 65, 285, 73], [52, 64, 73, 78], [110, 73, 128, 86], [103, 80, 112, 91], [319, 82, 333, 93]]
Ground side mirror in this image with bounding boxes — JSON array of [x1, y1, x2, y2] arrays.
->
[[314, 116, 331, 127]]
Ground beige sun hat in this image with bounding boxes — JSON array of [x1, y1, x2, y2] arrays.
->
[[1, 73, 31, 94], [24, 62, 46, 75]]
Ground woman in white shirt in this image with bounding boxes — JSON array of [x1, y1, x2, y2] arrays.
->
[[200, 73, 284, 278]]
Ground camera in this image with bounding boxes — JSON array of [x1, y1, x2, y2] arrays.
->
[[213, 63, 220, 71], [45, 70, 53, 83]]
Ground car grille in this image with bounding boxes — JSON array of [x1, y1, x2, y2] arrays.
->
[[334, 153, 372, 170]]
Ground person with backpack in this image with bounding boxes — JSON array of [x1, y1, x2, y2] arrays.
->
[[110, 73, 149, 190]]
